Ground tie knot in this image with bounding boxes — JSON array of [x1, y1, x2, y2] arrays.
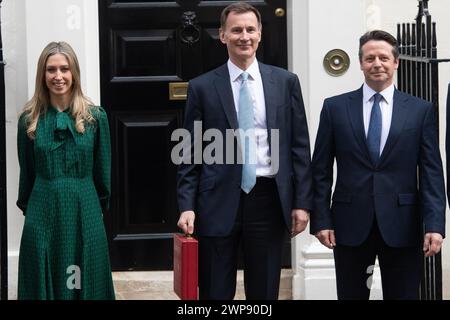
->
[[241, 71, 249, 82], [373, 93, 383, 104]]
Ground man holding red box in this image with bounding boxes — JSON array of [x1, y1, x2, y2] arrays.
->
[[177, 2, 312, 300]]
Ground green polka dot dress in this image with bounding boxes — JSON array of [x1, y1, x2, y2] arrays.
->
[[16, 105, 115, 300]]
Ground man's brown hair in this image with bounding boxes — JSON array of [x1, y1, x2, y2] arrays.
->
[[220, 2, 262, 30], [359, 30, 399, 62]]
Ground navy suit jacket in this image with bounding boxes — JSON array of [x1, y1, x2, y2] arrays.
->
[[446, 84, 450, 204], [311, 87, 446, 247], [177, 62, 313, 237]]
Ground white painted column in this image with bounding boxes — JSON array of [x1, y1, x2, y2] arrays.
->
[[3, 0, 28, 300]]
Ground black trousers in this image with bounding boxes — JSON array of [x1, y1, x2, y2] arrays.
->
[[333, 220, 422, 300], [198, 177, 286, 300]]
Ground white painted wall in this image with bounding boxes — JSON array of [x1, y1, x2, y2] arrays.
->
[[3, 0, 27, 300], [24, 0, 100, 102]]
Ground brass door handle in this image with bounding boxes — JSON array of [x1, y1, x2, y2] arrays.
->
[[275, 8, 285, 17], [169, 82, 189, 100]]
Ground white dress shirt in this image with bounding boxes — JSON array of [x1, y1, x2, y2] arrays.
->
[[363, 83, 395, 156], [227, 59, 273, 177]]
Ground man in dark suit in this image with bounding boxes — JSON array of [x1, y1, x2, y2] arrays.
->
[[311, 30, 446, 300], [176, 2, 312, 300]]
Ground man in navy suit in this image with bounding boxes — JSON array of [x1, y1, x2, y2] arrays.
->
[[177, 2, 312, 300], [311, 30, 445, 300]]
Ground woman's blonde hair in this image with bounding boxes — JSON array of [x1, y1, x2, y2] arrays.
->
[[22, 41, 95, 139]]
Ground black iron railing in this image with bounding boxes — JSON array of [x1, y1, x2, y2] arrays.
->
[[397, 0, 450, 300], [0, 0, 8, 301]]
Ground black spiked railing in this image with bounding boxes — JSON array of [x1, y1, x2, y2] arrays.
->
[[0, 0, 8, 301], [397, 0, 450, 301]]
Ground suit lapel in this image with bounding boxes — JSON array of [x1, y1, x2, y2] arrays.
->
[[378, 90, 409, 165], [259, 63, 277, 133], [347, 87, 371, 161], [214, 64, 238, 129]]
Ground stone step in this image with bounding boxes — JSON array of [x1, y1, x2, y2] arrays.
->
[[113, 269, 293, 300]]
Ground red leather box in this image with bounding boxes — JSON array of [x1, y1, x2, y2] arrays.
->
[[173, 233, 198, 300]]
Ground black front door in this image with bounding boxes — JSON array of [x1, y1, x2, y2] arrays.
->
[[99, 0, 288, 270]]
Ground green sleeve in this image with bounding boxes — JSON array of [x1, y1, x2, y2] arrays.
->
[[93, 107, 112, 213], [16, 114, 35, 215]]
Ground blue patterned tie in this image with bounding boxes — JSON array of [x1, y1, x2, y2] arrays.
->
[[367, 93, 383, 165], [238, 72, 256, 193]]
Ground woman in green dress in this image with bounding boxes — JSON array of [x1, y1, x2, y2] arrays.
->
[[16, 41, 115, 299]]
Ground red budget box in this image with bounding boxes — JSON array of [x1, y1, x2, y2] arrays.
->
[[173, 233, 198, 300]]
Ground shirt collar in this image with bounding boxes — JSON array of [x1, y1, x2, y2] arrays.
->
[[363, 82, 395, 105], [228, 59, 260, 82]]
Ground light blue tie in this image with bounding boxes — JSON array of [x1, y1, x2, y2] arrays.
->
[[238, 72, 256, 193], [367, 93, 383, 165]]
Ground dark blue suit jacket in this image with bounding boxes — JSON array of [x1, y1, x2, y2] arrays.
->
[[177, 62, 313, 237], [311, 87, 445, 247], [446, 84, 450, 204]]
